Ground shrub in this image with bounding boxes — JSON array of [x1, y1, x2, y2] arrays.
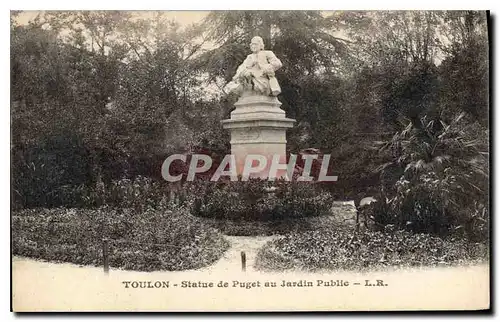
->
[[186, 179, 334, 222], [365, 174, 489, 241], [11, 132, 93, 209], [12, 206, 230, 271], [255, 227, 488, 272], [371, 113, 489, 241], [197, 216, 347, 236], [26, 176, 181, 211]]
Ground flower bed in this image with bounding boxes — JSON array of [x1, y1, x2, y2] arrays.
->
[[12, 207, 230, 271], [255, 227, 488, 272]]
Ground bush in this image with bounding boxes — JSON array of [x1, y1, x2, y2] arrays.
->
[[197, 215, 347, 236], [255, 227, 488, 272], [12, 206, 230, 271], [364, 175, 489, 241], [11, 132, 93, 209], [186, 179, 334, 222], [20, 176, 182, 211], [371, 114, 489, 241]]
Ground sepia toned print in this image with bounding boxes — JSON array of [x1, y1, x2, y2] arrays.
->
[[11, 10, 490, 311]]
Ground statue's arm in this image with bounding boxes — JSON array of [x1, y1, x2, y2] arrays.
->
[[266, 51, 283, 71], [233, 55, 253, 80]]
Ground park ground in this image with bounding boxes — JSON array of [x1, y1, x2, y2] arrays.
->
[[12, 234, 489, 312]]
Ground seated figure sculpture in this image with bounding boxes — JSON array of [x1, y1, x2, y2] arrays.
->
[[224, 36, 283, 97]]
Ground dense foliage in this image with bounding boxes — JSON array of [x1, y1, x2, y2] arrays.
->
[[14, 175, 179, 211], [12, 207, 229, 271], [187, 179, 333, 221], [255, 227, 488, 272], [366, 113, 489, 241]]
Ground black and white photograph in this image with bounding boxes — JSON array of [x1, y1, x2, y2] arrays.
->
[[10, 9, 490, 311]]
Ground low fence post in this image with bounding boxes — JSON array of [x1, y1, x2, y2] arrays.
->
[[103, 238, 109, 274], [241, 251, 246, 272]]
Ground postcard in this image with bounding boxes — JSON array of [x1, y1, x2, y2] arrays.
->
[[11, 10, 490, 312]]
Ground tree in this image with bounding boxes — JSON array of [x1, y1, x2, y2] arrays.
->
[[198, 11, 351, 122], [438, 11, 489, 125], [11, 11, 208, 207]]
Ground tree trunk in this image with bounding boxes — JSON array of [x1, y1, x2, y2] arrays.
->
[[261, 12, 272, 49]]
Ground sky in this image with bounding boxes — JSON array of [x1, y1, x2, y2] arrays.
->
[[15, 10, 210, 27]]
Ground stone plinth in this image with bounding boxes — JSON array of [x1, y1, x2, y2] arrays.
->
[[222, 93, 295, 178]]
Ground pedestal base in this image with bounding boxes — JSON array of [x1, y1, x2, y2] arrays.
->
[[222, 93, 295, 179]]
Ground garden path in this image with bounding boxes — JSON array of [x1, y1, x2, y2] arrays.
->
[[196, 235, 278, 273]]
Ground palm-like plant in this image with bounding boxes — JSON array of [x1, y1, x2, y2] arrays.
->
[[374, 112, 488, 240]]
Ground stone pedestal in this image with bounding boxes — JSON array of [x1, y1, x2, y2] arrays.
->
[[222, 92, 295, 179]]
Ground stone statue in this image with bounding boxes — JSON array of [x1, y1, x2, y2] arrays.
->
[[224, 36, 283, 97]]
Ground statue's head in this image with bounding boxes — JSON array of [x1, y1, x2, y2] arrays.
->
[[250, 36, 265, 53]]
